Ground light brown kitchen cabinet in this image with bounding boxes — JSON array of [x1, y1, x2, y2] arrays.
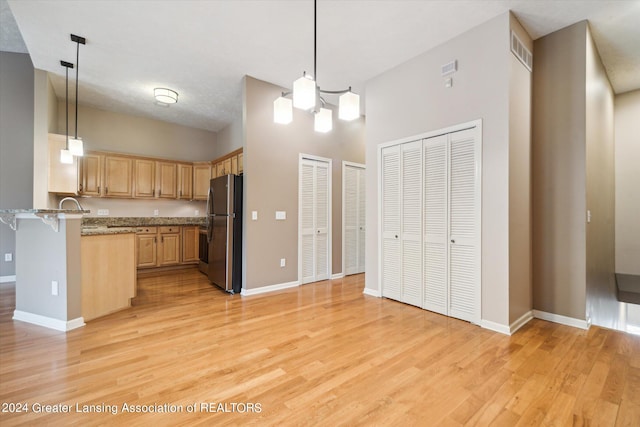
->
[[181, 226, 199, 264], [178, 164, 193, 200], [156, 161, 177, 198], [158, 226, 181, 266], [79, 153, 103, 196], [193, 162, 212, 200], [136, 227, 158, 268], [238, 153, 243, 173], [48, 134, 79, 195], [231, 155, 238, 175], [134, 159, 156, 198], [104, 155, 133, 197], [215, 162, 224, 178]]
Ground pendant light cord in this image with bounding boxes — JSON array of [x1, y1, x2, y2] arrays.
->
[[313, 0, 317, 83], [66, 66, 69, 146], [74, 39, 79, 139]]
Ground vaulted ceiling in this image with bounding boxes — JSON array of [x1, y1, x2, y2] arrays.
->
[[2, 0, 639, 132]]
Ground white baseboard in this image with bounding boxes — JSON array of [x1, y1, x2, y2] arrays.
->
[[241, 280, 300, 296], [481, 319, 511, 335], [331, 273, 344, 280], [13, 310, 85, 331], [362, 287, 382, 297], [510, 310, 534, 334], [533, 310, 589, 330], [0, 275, 16, 283]]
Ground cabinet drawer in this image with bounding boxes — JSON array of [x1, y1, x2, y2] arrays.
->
[[136, 227, 158, 234], [159, 226, 181, 234]]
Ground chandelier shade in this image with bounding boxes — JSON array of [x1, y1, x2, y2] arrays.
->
[[292, 75, 316, 110], [68, 137, 84, 156], [339, 91, 360, 121], [314, 108, 332, 133], [274, 96, 293, 124], [60, 149, 74, 164]]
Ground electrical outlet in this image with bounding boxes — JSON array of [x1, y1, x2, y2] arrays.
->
[[51, 281, 59, 296], [4, 253, 12, 262], [153, 209, 159, 216], [97, 209, 109, 216], [195, 209, 200, 216], [280, 258, 286, 267]]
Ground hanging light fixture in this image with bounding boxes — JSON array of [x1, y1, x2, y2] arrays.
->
[[154, 88, 179, 104], [60, 60, 74, 164], [273, 0, 360, 132], [69, 34, 86, 157]]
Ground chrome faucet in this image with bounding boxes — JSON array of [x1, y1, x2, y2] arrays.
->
[[58, 197, 84, 210]]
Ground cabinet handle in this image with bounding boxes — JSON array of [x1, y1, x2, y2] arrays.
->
[[161, 236, 164, 243], [98, 186, 100, 194], [154, 236, 157, 243], [105, 187, 109, 195], [159, 189, 162, 197], [180, 190, 182, 197], [79, 183, 83, 191]]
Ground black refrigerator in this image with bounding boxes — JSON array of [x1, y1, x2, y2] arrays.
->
[[207, 174, 242, 294]]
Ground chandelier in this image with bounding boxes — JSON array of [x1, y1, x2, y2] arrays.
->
[[273, 0, 360, 133]]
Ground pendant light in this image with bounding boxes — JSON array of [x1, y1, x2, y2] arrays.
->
[[68, 34, 86, 157], [273, 0, 360, 132], [60, 60, 74, 164]]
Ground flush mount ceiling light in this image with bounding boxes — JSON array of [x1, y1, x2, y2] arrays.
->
[[154, 88, 178, 104], [69, 33, 86, 157], [60, 60, 74, 164], [273, 0, 360, 132]]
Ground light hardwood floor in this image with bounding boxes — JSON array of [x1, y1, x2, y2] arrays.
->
[[1, 270, 639, 426]]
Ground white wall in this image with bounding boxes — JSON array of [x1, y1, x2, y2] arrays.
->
[[365, 13, 511, 327], [615, 90, 640, 274]]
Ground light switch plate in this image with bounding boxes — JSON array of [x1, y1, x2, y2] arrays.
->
[[51, 281, 58, 296], [252, 211, 258, 221], [280, 258, 286, 267], [275, 211, 286, 220], [4, 253, 12, 262], [153, 209, 159, 216]]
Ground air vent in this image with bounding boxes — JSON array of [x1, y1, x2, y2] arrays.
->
[[441, 60, 457, 77], [511, 31, 532, 72]]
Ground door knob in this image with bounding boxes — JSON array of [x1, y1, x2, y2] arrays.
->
[[451, 239, 455, 243]]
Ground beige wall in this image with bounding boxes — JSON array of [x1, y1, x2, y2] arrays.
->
[[215, 113, 243, 159], [508, 15, 533, 325], [243, 76, 365, 289], [77, 198, 205, 218], [364, 13, 512, 327], [615, 90, 640, 274], [584, 27, 615, 321], [532, 22, 588, 320]]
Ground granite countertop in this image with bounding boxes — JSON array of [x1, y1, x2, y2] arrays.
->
[[81, 217, 206, 236]]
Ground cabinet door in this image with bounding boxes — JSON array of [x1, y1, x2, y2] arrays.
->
[[104, 155, 133, 197], [193, 163, 212, 200], [80, 153, 102, 196], [216, 162, 225, 177], [238, 153, 243, 173], [178, 164, 193, 200], [134, 159, 155, 198], [156, 161, 177, 198], [181, 226, 199, 263], [136, 234, 157, 268], [159, 232, 181, 266], [48, 134, 79, 194], [223, 158, 232, 175], [231, 156, 238, 175]]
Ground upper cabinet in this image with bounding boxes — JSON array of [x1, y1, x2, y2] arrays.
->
[[49, 143, 242, 200], [177, 163, 193, 200], [103, 155, 133, 198]]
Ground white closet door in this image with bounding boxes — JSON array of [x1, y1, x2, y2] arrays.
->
[[300, 158, 330, 284], [448, 128, 481, 324], [401, 141, 423, 307], [423, 135, 448, 315], [381, 146, 401, 300], [344, 163, 365, 276]]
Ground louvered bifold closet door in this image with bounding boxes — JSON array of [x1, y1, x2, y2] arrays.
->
[[448, 128, 480, 324], [423, 135, 448, 315], [381, 146, 401, 300], [315, 161, 330, 281], [357, 168, 366, 273], [401, 141, 423, 307], [344, 166, 359, 275], [300, 161, 316, 284]]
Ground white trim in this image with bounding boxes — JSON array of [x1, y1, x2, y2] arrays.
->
[[363, 287, 382, 297], [331, 273, 344, 280], [510, 310, 534, 334], [240, 280, 300, 296], [0, 275, 16, 283], [342, 161, 366, 278], [533, 310, 589, 330], [298, 154, 333, 285], [377, 119, 482, 151], [481, 319, 511, 335], [13, 310, 85, 331]]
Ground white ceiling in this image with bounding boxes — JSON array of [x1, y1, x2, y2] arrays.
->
[[2, 0, 639, 133]]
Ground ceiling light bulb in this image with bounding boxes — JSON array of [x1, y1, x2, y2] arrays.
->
[[154, 88, 178, 104], [68, 137, 84, 156], [274, 96, 293, 124], [314, 108, 332, 133], [60, 149, 74, 164], [293, 75, 316, 110], [339, 91, 360, 121]]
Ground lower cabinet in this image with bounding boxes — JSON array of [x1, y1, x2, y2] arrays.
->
[[136, 226, 199, 269]]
